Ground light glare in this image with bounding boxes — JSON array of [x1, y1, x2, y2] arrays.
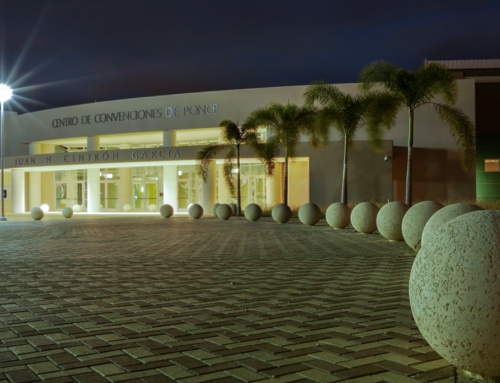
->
[[0, 84, 12, 102]]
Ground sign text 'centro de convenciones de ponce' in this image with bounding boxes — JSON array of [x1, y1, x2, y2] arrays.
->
[[51, 103, 219, 128]]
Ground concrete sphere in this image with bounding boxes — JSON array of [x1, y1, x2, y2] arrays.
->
[[298, 203, 322, 226], [30, 207, 44, 220], [409, 210, 500, 377], [350, 202, 379, 234], [159, 204, 174, 218], [325, 203, 350, 229], [148, 204, 158, 212], [421, 203, 483, 248], [188, 203, 203, 219], [244, 203, 262, 222], [229, 203, 238, 216], [216, 204, 232, 220], [72, 204, 81, 212], [211, 203, 220, 215], [376, 201, 409, 241], [272, 203, 292, 224], [402, 201, 443, 250], [62, 207, 73, 218], [123, 204, 132, 212]]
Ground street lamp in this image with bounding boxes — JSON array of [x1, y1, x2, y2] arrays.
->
[[0, 84, 13, 221]]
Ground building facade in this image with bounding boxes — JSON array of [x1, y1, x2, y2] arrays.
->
[[2, 79, 478, 214]]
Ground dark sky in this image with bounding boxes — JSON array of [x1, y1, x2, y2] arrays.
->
[[1, 0, 499, 113]]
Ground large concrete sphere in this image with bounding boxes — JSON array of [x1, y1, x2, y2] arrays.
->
[[350, 202, 379, 234], [72, 204, 81, 212], [211, 203, 220, 215], [325, 203, 350, 229], [272, 203, 292, 224], [244, 203, 262, 221], [62, 207, 73, 218], [123, 204, 132, 212], [148, 204, 158, 212], [421, 203, 483, 247], [229, 203, 238, 216], [298, 203, 322, 226], [188, 203, 203, 219], [216, 204, 232, 220], [30, 207, 44, 220], [402, 201, 443, 250], [159, 204, 174, 218], [409, 211, 500, 377], [376, 201, 409, 241]]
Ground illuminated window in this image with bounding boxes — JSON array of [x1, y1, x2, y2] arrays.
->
[[485, 159, 500, 172]]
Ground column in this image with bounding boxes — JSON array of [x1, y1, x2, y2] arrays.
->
[[201, 160, 216, 213], [119, 144, 132, 211], [218, 164, 230, 203], [87, 136, 100, 151], [266, 163, 282, 207], [87, 168, 100, 212], [11, 169, 25, 213], [163, 131, 177, 147], [163, 165, 178, 212], [28, 143, 42, 209]]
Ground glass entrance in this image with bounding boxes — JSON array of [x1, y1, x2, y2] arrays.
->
[[133, 182, 157, 210], [55, 170, 87, 210], [100, 169, 120, 211]]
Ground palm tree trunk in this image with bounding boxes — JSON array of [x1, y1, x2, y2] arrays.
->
[[236, 144, 241, 216], [283, 144, 289, 206], [406, 109, 414, 207], [341, 134, 348, 204]]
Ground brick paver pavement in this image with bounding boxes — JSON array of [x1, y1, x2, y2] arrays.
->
[[0, 214, 457, 383]]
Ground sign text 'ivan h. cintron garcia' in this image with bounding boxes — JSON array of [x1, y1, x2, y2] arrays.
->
[[51, 103, 219, 128]]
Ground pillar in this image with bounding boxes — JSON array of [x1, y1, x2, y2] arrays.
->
[[11, 169, 25, 213], [218, 164, 230, 203], [163, 131, 177, 147], [28, 144, 41, 209], [266, 163, 282, 207], [87, 168, 100, 212], [87, 136, 100, 151], [119, 144, 132, 211], [163, 165, 178, 212], [201, 160, 216, 212]]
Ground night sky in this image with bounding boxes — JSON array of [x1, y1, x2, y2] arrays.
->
[[1, 0, 499, 113]]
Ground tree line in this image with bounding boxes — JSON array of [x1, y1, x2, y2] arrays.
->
[[197, 61, 476, 215]]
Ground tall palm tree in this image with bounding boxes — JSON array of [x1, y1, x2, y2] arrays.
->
[[359, 61, 475, 206], [304, 82, 369, 204], [196, 119, 273, 216], [245, 102, 320, 206]]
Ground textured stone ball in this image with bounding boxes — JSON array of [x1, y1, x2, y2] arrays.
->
[[30, 207, 44, 220], [325, 203, 350, 229], [350, 202, 379, 234], [272, 203, 292, 224], [298, 203, 322, 226], [188, 203, 203, 219], [244, 203, 262, 222], [211, 203, 220, 215], [376, 201, 409, 241], [409, 211, 500, 377], [159, 204, 174, 218], [123, 204, 132, 212], [148, 204, 158, 212], [62, 207, 73, 218], [216, 204, 232, 220], [402, 201, 443, 250], [421, 203, 483, 248], [72, 204, 81, 212], [229, 203, 238, 216]]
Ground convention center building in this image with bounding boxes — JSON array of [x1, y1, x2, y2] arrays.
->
[[2, 59, 499, 214]]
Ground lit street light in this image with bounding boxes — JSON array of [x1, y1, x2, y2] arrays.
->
[[0, 84, 13, 221]]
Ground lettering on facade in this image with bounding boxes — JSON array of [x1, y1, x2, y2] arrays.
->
[[165, 103, 218, 118]]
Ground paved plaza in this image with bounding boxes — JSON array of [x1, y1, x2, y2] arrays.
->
[[0, 214, 457, 383]]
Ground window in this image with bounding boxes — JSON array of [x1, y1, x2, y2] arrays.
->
[[485, 159, 500, 172]]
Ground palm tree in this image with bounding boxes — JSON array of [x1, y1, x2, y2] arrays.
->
[[245, 102, 321, 206], [304, 82, 369, 204], [196, 119, 273, 216], [359, 61, 475, 206]]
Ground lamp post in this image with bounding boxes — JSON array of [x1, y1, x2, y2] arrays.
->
[[0, 84, 13, 221]]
